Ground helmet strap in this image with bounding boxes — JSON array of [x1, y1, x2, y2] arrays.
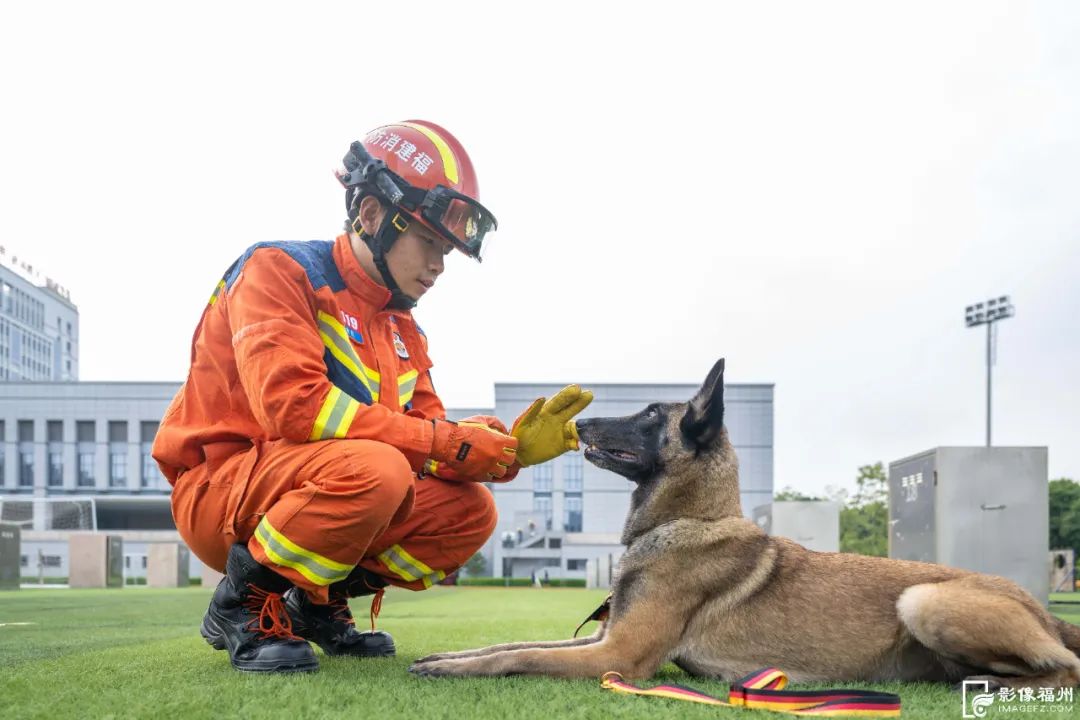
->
[[353, 208, 417, 310]]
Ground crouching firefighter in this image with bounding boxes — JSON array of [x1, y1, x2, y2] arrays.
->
[[153, 120, 593, 672]]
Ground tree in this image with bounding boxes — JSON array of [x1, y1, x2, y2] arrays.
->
[[463, 551, 487, 577], [839, 462, 888, 557], [1049, 478, 1080, 552], [773, 486, 824, 501]]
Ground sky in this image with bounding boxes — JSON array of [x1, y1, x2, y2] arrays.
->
[[1, 1, 1077, 497]]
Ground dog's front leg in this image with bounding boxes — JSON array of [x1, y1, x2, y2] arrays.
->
[[414, 625, 605, 663], [410, 598, 682, 679]]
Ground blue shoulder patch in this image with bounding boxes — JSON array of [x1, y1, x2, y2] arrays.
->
[[222, 241, 346, 293]]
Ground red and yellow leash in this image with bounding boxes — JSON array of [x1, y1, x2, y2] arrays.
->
[[600, 667, 901, 717]]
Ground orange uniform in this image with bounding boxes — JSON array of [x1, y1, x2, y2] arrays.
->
[[154, 234, 513, 601]]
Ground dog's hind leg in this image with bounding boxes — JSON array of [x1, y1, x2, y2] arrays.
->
[[897, 580, 1080, 690], [414, 627, 605, 663]]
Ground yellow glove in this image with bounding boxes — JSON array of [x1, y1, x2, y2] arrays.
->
[[511, 384, 594, 467]]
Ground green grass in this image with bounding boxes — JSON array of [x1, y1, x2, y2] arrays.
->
[[0, 586, 1076, 719]]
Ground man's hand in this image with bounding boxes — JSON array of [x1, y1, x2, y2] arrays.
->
[[430, 419, 518, 480], [511, 385, 594, 467]]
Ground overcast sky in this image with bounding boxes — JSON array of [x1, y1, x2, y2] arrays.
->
[[1, 1, 1077, 496]]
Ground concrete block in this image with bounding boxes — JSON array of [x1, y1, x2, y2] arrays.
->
[[69, 533, 123, 588], [0, 523, 20, 590], [201, 564, 225, 589], [147, 543, 190, 588]]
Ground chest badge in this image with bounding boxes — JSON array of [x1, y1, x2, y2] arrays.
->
[[341, 311, 363, 345], [393, 332, 409, 359]]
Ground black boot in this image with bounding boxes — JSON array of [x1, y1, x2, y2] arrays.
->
[[200, 543, 319, 673], [284, 566, 395, 657]]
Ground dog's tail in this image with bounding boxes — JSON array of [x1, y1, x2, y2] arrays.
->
[[1055, 618, 1080, 657]]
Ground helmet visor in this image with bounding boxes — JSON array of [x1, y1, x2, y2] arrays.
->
[[420, 188, 497, 261]]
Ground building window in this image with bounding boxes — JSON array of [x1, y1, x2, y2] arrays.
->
[[108, 421, 128, 489], [533, 463, 553, 492], [48, 451, 63, 487], [567, 559, 587, 571], [47, 420, 63, 487], [17, 420, 33, 487], [140, 421, 162, 489], [564, 495, 583, 533], [532, 495, 553, 530], [0, 420, 5, 482], [564, 454, 583, 492], [109, 453, 128, 488], [77, 420, 95, 487]]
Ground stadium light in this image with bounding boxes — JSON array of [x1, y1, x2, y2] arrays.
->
[[964, 295, 1014, 446]]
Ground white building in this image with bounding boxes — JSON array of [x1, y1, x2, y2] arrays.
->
[[0, 248, 79, 382]]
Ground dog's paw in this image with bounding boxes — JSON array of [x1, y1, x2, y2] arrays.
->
[[409, 659, 459, 677]]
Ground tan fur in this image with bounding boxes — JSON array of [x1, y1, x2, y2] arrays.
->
[[411, 411, 1080, 690]]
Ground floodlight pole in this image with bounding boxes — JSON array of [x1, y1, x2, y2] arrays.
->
[[985, 322, 992, 447], [964, 296, 1014, 448]]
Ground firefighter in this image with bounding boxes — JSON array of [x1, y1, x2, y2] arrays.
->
[[153, 121, 592, 672]]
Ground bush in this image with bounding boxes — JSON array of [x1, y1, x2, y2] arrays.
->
[[457, 577, 532, 587], [456, 577, 586, 588]]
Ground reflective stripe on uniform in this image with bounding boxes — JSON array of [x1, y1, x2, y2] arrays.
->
[[310, 384, 361, 440], [397, 369, 419, 407], [317, 311, 380, 400], [377, 543, 447, 588], [253, 516, 353, 586], [208, 279, 226, 306]]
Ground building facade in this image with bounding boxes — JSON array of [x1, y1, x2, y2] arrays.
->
[[0, 382, 179, 581], [0, 379, 774, 583], [0, 252, 79, 382]]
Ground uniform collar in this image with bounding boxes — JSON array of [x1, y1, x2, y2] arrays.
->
[[333, 233, 393, 310]]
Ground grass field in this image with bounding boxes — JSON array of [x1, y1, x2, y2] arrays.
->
[[2, 587, 1078, 720]]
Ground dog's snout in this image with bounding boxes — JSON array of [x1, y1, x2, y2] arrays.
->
[[575, 418, 595, 441]]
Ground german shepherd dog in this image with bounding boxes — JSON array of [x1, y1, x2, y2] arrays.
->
[[410, 359, 1080, 690]]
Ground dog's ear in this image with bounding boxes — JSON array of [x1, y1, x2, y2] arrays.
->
[[680, 358, 725, 450]]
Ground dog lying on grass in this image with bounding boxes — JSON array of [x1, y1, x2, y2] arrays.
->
[[411, 359, 1080, 690]]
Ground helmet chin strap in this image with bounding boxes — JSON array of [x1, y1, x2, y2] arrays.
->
[[352, 207, 418, 311]]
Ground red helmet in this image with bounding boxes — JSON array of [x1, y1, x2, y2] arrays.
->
[[338, 120, 496, 261]]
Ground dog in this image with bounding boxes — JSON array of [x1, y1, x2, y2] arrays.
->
[[410, 358, 1080, 690]]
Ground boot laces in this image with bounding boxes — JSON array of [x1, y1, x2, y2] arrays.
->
[[369, 587, 385, 633], [243, 584, 303, 642], [328, 596, 355, 627]]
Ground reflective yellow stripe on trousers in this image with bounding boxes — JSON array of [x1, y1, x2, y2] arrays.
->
[[378, 544, 446, 588], [253, 516, 353, 586]]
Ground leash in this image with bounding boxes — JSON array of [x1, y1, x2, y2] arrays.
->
[[600, 668, 901, 717], [577, 597, 901, 717]]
